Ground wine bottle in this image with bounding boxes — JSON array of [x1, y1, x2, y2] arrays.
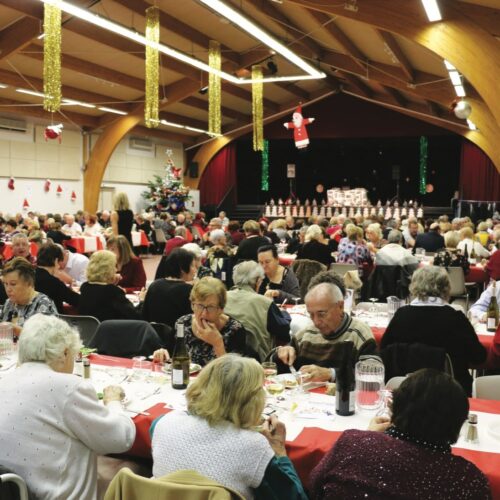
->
[[487, 281, 499, 332], [171, 322, 190, 389], [335, 340, 355, 416]]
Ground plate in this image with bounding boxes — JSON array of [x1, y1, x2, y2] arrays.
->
[[275, 374, 299, 388], [487, 421, 500, 441], [163, 363, 202, 375]]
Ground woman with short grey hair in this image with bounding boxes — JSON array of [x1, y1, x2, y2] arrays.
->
[[381, 266, 486, 395], [232, 260, 264, 288], [0, 314, 135, 499]]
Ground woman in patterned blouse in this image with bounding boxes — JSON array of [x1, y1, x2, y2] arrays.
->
[[153, 277, 249, 366], [337, 224, 373, 277], [1, 257, 57, 336]]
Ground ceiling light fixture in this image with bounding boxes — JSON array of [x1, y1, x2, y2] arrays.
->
[[16, 88, 46, 97], [467, 119, 477, 131], [62, 98, 96, 108], [0, 84, 8, 89], [38, 0, 325, 84], [198, 86, 209, 95], [449, 71, 461, 86], [98, 106, 128, 115], [421, 0, 442, 22], [267, 60, 278, 75], [454, 85, 466, 97], [443, 60, 455, 71], [159, 119, 222, 137]]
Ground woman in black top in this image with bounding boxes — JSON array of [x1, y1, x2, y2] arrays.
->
[[35, 243, 80, 313], [46, 221, 72, 246], [79, 250, 141, 322], [111, 192, 134, 246], [142, 248, 196, 328], [297, 224, 335, 267]]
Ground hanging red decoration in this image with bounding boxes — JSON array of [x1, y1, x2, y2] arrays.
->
[[283, 104, 315, 149], [23, 198, 29, 209], [56, 185, 62, 195], [71, 190, 76, 202], [44, 123, 63, 143], [8, 177, 15, 190], [44, 179, 51, 192]]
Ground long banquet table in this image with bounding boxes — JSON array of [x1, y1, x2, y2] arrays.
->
[[88, 354, 500, 497]]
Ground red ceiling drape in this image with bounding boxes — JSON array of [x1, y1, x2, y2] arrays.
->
[[199, 143, 237, 206], [459, 140, 500, 200]]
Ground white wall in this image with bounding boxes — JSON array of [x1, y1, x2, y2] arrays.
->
[[0, 120, 185, 215]]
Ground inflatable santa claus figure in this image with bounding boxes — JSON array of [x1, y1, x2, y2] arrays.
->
[[283, 105, 315, 149]]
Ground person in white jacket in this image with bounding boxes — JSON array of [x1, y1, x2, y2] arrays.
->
[[457, 226, 490, 259], [0, 314, 136, 500]]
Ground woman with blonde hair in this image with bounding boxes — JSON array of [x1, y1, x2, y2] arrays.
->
[[78, 250, 141, 321], [337, 224, 373, 277], [151, 354, 307, 500], [111, 191, 134, 246], [297, 223, 335, 267], [365, 222, 383, 253], [107, 235, 146, 292], [153, 277, 248, 366], [457, 226, 490, 259]]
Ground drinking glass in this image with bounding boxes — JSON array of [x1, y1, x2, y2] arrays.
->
[[355, 357, 385, 412], [262, 361, 277, 379], [387, 296, 404, 320], [0, 323, 14, 356], [368, 298, 378, 314], [131, 356, 147, 381]]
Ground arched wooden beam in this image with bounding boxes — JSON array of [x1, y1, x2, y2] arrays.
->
[[287, 0, 500, 168]]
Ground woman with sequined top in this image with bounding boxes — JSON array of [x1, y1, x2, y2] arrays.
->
[[310, 369, 491, 500]]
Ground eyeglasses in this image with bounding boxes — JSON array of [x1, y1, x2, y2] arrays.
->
[[191, 303, 220, 314]]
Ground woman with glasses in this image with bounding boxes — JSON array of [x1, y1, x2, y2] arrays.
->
[[153, 277, 248, 366]]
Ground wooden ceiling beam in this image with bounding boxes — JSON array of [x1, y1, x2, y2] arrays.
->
[[130, 125, 196, 145], [308, 10, 367, 70], [0, 97, 99, 128], [377, 30, 414, 83], [22, 43, 145, 93], [0, 16, 40, 61], [113, 0, 240, 67], [181, 96, 249, 122], [339, 72, 374, 98], [0, 68, 131, 113], [383, 86, 407, 107]]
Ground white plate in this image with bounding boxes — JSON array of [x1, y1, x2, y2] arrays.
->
[[275, 374, 299, 388], [487, 421, 500, 441]]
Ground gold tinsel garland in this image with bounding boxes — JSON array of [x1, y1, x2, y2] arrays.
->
[[208, 40, 221, 136], [145, 6, 160, 128], [43, 1, 62, 113], [252, 65, 264, 151]]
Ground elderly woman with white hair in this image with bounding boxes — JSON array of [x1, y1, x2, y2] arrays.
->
[[205, 228, 235, 284], [183, 242, 212, 279], [365, 222, 384, 254], [296, 224, 335, 267], [151, 355, 307, 500], [381, 266, 486, 395], [0, 314, 135, 499], [225, 260, 291, 361]]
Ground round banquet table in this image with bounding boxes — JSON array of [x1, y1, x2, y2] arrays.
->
[[89, 354, 500, 497], [64, 236, 104, 254]]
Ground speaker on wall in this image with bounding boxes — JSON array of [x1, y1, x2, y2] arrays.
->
[[189, 161, 199, 178]]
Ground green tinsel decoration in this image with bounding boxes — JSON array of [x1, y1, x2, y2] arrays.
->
[[261, 139, 269, 191], [419, 136, 428, 195]]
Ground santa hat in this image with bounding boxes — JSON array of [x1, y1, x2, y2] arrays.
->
[[294, 104, 303, 116]]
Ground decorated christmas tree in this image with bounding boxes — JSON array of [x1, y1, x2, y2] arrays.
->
[[142, 149, 190, 213]]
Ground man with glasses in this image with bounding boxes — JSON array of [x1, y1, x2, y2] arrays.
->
[[276, 282, 376, 382]]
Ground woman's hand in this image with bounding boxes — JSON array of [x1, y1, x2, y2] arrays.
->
[[194, 318, 225, 355], [152, 348, 171, 363], [261, 415, 287, 457], [103, 385, 125, 405], [264, 289, 279, 299], [368, 416, 392, 432]]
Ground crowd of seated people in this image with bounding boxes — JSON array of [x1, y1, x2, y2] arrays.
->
[[0, 205, 499, 498]]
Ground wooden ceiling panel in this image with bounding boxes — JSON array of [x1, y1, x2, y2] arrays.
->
[[0, 9, 29, 30], [393, 36, 449, 76]]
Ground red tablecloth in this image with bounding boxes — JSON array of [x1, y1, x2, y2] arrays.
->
[[2, 241, 38, 260], [466, 265, 489, 285], [64, 236, 104, 254], [89, 354, 500, 498]]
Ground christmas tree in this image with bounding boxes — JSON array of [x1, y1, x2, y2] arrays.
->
[[142, 149, 190, 213]]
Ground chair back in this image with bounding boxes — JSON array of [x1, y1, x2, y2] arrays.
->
[[104, 467, 244, 500], [155, 228, 167, 244], [0, 471, 29, 500], [291, 259, 326, 299], [380, 342, 453, 382], [59, 314, 100, 347], [329, 263, 358, 275], [447, 267, 467, 296], [150, 322, 175, 353], [385, 376, 406, 391], [472, 375, 500, 400], [364, 265, 414, 302], [89, 320, 164, 358]]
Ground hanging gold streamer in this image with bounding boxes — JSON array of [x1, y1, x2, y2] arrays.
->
[[43, 0, 62, 113], [145, 6, 160, 128], [208, 40, 221, 136], [252, 65, 264, 151]]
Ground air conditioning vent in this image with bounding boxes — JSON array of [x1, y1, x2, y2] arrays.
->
[[129, 137, 154, 152], [0, 116, 28, 132]]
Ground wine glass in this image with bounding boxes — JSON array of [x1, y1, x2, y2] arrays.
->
[[262, 362, 277, 379], [369, 298, 378, 314], [376, 389, 393, 419]]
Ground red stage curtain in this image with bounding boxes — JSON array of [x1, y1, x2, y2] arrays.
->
[[199, 144, 237, 206], [459, 140, 500, 200]]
